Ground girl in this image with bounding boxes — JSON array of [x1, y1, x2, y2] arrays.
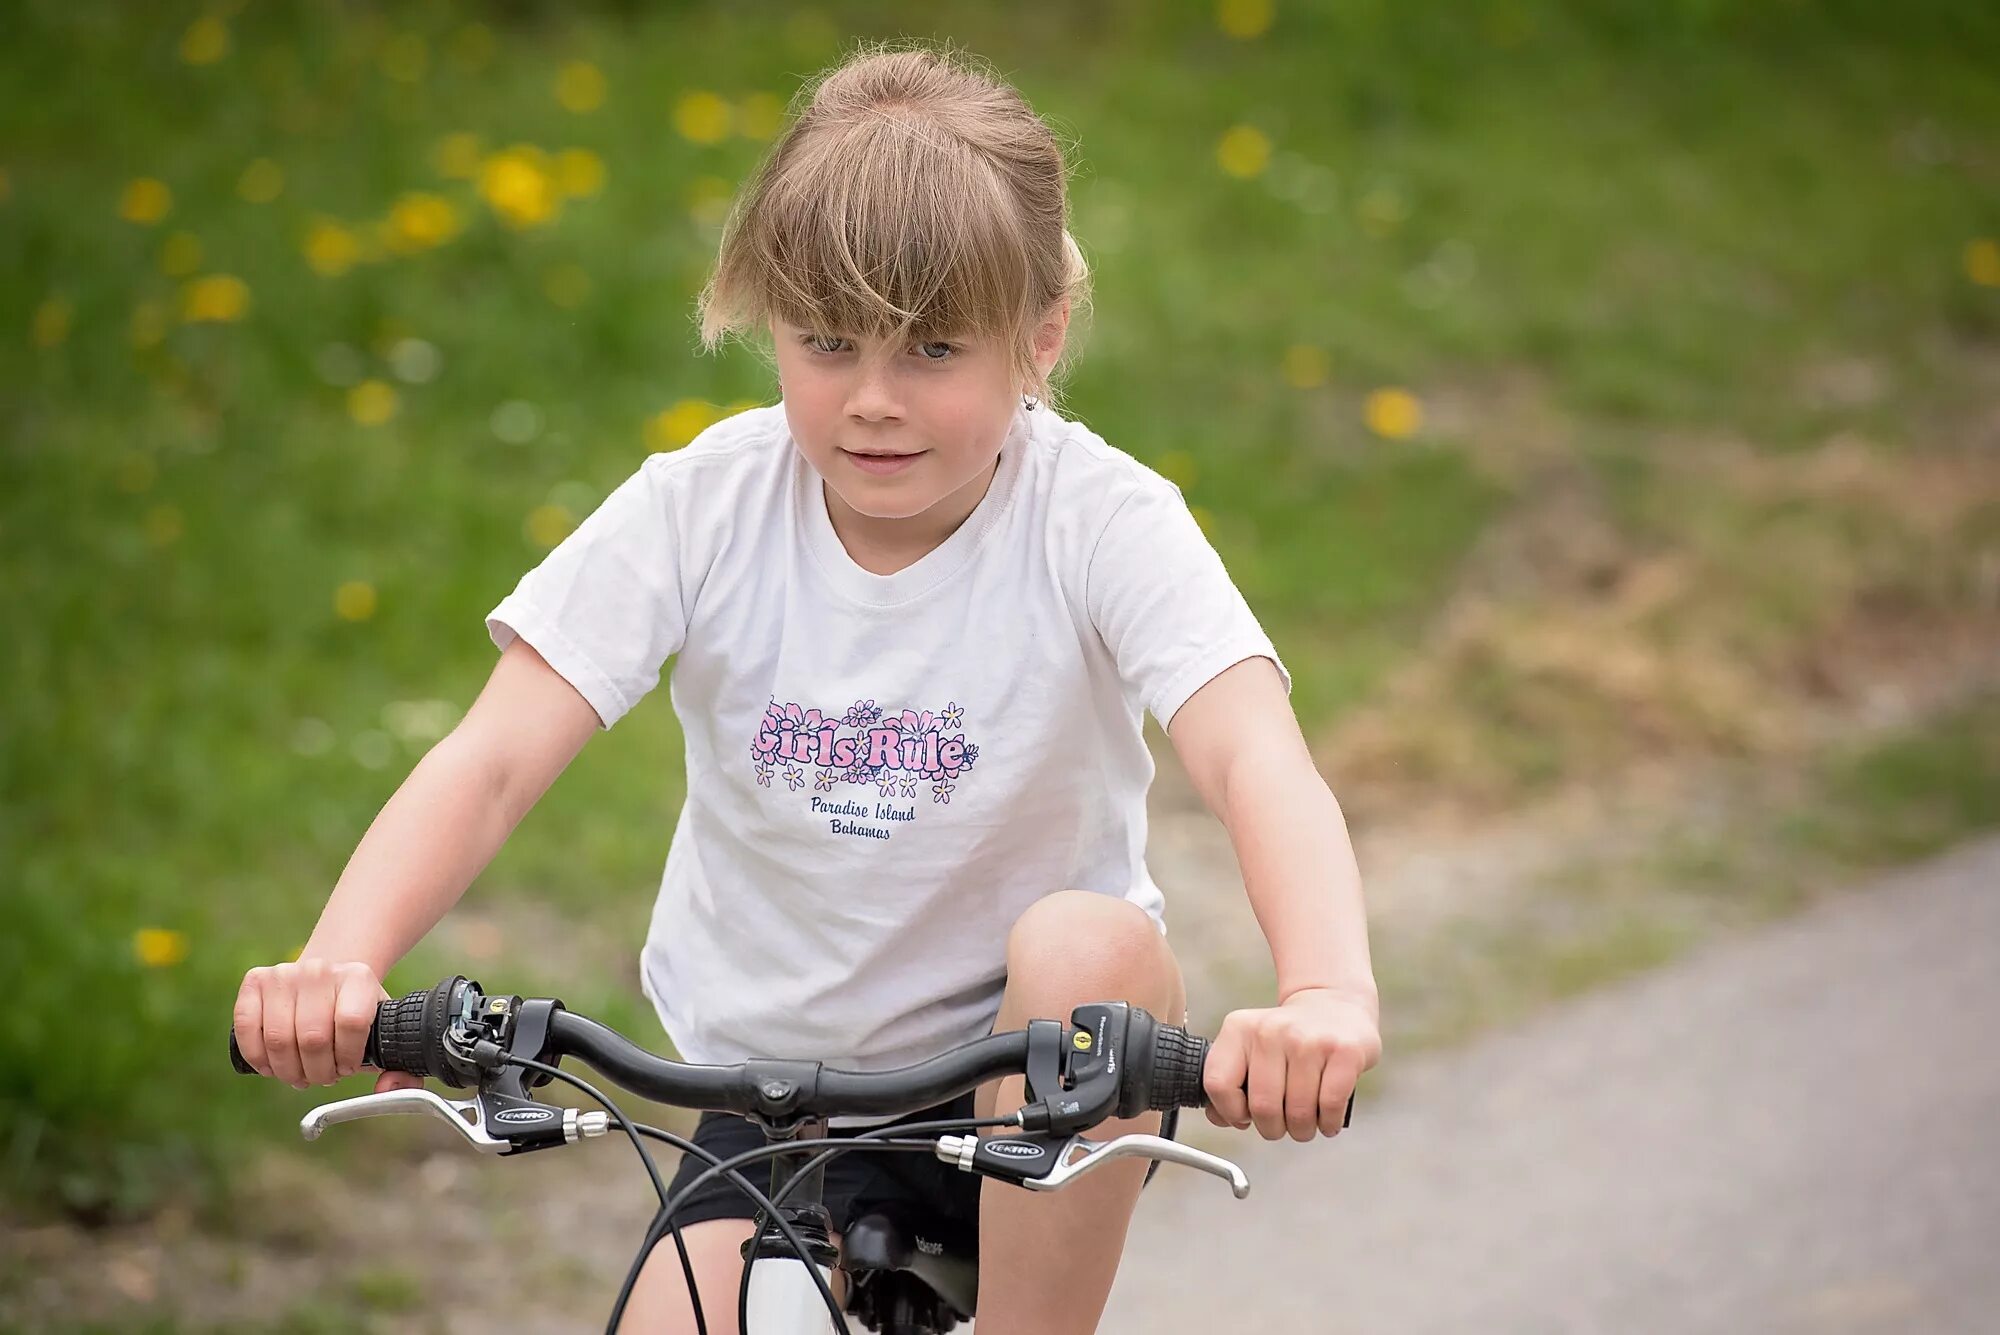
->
[[233, 40, 1379, 1334]]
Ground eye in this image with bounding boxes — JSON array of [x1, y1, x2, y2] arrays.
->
[[797, 332, 960, 362]]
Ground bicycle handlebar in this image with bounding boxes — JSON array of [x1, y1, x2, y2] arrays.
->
[[229, 975, 1319, 1335], [229, 974, 1229, 1136]]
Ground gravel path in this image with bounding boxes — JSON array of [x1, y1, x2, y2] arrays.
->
[[1101, 835, 2000, 1334]]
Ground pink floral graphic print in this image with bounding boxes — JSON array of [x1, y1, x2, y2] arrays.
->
[[752, 697, 981, 789], [751, 696, 983, 830]]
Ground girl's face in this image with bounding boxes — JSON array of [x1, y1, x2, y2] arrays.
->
[[770, 306, 1065, 523]]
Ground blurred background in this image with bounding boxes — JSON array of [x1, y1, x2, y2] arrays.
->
[[3, 0, 1996, 1330]]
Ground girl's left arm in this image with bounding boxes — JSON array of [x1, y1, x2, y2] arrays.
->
[[1167, 656, 1383, 1143]]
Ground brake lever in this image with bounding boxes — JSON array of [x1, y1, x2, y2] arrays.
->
[[300, 1087, 610, 1155], [934, 1132, 1251, 1199], [301, 1088, 507, 1151], [1035, 1133, 1251, 1199]]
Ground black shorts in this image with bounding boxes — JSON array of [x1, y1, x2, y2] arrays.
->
[[662, 1093, 1181, 1239]]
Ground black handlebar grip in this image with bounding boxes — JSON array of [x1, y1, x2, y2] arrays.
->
[[228, 1031, 256, 1074], [369, 979, 461, 1081], [1146, 1025, 1212, 1111]]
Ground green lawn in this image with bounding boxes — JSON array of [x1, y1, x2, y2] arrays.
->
[[3, 0, 1997, 1224]]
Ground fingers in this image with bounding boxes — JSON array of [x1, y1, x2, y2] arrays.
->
[[1202, 1019, 1250, 1129], [375, 1070, 425, 1093], [237, 959, 391, 1089], [1284, 1036, 1325, 1143], [234, 970, 270, 1077], [294, 960, 344, 1087], [1246, 1032, 1288, 1141], [259, 967, 306, 1088], [1318, 1061, 1355, 1138], [330, 970, 383, 1080]]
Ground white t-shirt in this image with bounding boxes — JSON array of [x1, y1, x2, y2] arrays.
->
[[486, 400, 1287, 1073]]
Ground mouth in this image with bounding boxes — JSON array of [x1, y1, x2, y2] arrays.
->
[[840, 447, 927, 477]]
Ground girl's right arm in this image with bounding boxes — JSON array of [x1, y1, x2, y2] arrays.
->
[[232, 638, 602, 1092]]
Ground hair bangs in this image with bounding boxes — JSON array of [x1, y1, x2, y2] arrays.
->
[[751, 118, 1034, 347]]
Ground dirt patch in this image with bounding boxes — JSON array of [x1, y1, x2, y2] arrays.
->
[[1322, 419, 2000, 822]]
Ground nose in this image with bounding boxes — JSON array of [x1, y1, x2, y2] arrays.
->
[[843, 354, 903, 422]]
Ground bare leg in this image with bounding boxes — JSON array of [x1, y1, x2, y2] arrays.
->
[[972, 891, 1187, 1335]]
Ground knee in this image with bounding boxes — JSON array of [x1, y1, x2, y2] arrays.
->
[[1005, 891, 1178, 1012]]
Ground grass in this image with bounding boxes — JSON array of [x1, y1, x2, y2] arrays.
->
[[2, 0, 1998, 1230]]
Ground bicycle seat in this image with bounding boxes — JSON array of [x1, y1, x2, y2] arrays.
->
[[842, 1208, 977, 1331]]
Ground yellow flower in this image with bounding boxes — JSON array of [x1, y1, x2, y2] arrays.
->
[[434, 132, 483, 179], [179, 16, 229, 66], [334, 579, 378, 621], [181, 274, 251, 323], [646, 399, 721, 450], [448, 23, 496, 72], [525, 503, 575, 547], [384, 192, 461, 253], [1966, 238, 2000, 288], [1363, 387, 1423, 439], [1157, 449, 1199, 487], [379, 32, 427, 83], [674, 91, 733, 144], [237, 158, 284, 203], [1282, 343, 1329, 389], [1217, 0, 1275, 39], [120, 177, 173, 225], [31, 296, 72, 348], [555, 60, 606, 113], [129, 302, 168, 348], [134, 928, 190, 968], [303, 218, 362, 277], [1217, 125, 1272, 180], [554, 148, 605, 199], [738, 91, 787, 140], [347, 379, 399, 426], [542, 263, 591, 309], [160, 230, 204, 277], [478, 146, 558, 228], [144, 504, 184, 547]]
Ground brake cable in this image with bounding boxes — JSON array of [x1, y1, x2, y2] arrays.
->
[[734, 1114, 1021, 1329], [506, 1052, 850, 1335]]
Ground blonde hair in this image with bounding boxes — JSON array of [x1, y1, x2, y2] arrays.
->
[[695, 39, 1093, 413]]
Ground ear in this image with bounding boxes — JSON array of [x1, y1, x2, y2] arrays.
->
[[1031, 298, 1070, 380]]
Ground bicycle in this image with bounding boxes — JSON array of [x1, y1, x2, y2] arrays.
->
[[229, 973, 1351, 1333]]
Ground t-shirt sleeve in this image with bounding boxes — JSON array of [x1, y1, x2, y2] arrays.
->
[[484, 455, 687, 729], [1085, 479, 1291, 728]]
